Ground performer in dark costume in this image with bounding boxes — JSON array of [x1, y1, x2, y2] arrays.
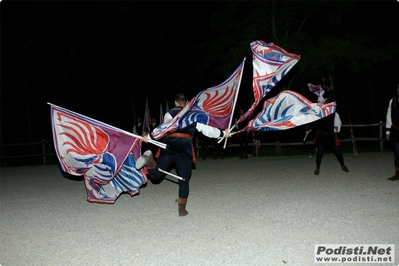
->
[[235, 108, 249, 159], [137, 93, 232, 216], [385, 83, 399, 181], [305, 90, 349, 175]]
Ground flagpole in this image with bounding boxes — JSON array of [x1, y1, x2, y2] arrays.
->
[[158, 168, 185, 181], [222, 58, 245, 148], [48, 102, 167, 149], [143, 97, 151, 135]]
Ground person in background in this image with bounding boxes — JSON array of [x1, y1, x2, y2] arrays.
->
[[305, 90, 349, 175], [212, 139, 224, 159], [149, 117, 158, 132], [235, 108, 249, 159], [385, 83, 399, 181], [133, 117, 143, 136], [198, 133, 209, 160], [137, 93, 232, 216]]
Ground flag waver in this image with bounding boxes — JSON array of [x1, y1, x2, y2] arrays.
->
[[237, 90, 336, 132], [50, 103, 147, 204], [151, 59, 245, 140]]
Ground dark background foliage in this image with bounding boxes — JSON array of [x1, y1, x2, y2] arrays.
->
[[1, 1, 399, 146]]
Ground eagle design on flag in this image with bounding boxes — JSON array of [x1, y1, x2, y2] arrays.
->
[[151, 59, 245, 139], [234, 41, 301, 126], [50, 104, 147, 204], [238, 90, 336, 132]]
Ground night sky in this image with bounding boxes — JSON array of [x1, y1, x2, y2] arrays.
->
[[1, 1, 399, 146]]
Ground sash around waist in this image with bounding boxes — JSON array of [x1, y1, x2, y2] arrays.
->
[[166, 132, 193, 139]]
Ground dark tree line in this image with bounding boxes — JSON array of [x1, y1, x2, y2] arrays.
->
[[205, 1, 399, 122], [2, 1, 398, 145]]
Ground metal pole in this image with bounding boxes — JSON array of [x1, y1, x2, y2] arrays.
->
[[158, 168, 185, 181]]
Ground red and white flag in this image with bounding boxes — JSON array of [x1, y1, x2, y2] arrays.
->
[[49, 103, 147, 204], [237, 90, 336, 132], [151, 59, 245, 140], [236, 41, 301, 126]]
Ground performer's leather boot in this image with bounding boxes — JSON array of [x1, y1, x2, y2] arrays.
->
[[387, 167, 399, 181], [244, 152, 248, 159], [178, 198, 188, 216], [136, 150, 157, 169], [341, 166, 349, 172], [314, 168, 320, 175]]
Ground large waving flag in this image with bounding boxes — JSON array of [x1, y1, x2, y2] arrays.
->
[[49, 103, 147, 204], [235, 41, 301, 126], [236, 90, 336, 132], [151, 59, 245, 140]]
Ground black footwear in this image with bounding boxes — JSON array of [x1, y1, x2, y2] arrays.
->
[[387, 167, 399, 180], [342, 166, 349, 172], [314, 168, 320, 175]]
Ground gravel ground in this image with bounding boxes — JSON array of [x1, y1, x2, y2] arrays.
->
[[1, 151, 398, 266]]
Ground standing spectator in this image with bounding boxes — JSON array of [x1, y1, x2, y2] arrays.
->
[[212, 139, 224, 159], [198, 133, 209, 160], [385, 83, 399, 181], [133, 117, 143, 136], [149, 117, 158, 132]]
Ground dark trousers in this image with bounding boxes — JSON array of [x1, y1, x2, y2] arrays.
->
[[392, 142, 399, 167], [147, 153, 192, 198], [238, 133, 248, 153], [315, 144, 345, 169]]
